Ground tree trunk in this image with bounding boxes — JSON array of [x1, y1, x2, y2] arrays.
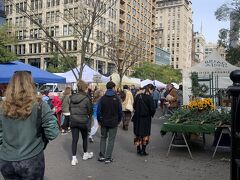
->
[[119, 74, 123, 89]]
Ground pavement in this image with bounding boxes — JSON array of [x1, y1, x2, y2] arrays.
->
[[1, 109, 230, 180]]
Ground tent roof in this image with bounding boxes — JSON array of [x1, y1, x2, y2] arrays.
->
[[61, 65, 109, 83], [0, 61, 66, 84], [110, 73, 140, 86], [185, 50, 240, 77]]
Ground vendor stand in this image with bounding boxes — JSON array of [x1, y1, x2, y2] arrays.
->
[[160, 98, 231, 159]]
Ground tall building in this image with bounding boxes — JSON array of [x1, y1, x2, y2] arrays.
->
[[119, 0, 156, 74], [155, 0, 193, 70], [0, 0, 5, 24], [192, 32, 205, 64], [205, 42, 226, 59], [4, 0, 118, 75], [4, 0, 156, 76]]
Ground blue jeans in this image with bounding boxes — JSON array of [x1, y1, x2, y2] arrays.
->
[[0, 151, 45, 180]]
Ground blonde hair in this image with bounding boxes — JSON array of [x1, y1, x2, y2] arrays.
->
[[77, 80, 88, 92], [93, 89, 103, 103], [2, 71, 36, 119]]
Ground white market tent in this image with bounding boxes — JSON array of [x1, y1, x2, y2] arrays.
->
[[153, 80, 166, 89], [110, 73, 141, 86], [182, 50, 240, 105], [58, 65, 110, 83], [140, 79, 154, 88]]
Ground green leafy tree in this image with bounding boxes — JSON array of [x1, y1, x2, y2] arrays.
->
[[215, 0, 240, 65], [132, 62, 182, 83], [46, 53, 77, 73], [0, 25, 17, 63]]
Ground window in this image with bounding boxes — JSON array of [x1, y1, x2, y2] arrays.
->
[[63, 25, 68, 35]]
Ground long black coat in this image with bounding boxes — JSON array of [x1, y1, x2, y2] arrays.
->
[[132, 93, 156, 137]]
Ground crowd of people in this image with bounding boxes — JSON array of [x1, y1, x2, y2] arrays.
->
[[0, 71, 183, 179]]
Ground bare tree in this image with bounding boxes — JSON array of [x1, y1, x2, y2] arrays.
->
[[106, 34, 145, 87], [6, 0, 116, 80]]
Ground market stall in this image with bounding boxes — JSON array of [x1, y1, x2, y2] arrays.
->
[[110, 73, 141, 87], [160, 98, 231, 159], [59, 65, 109, 83], [182, 50, 240, 105], [0, 61, 66, 84]]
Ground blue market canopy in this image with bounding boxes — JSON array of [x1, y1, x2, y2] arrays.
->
[[0, 61, 66, 84]]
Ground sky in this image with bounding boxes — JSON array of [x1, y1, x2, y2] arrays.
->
[[191, 0, 230, 43]]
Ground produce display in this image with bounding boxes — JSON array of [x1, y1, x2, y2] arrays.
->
[[168, 98, 231, 126]]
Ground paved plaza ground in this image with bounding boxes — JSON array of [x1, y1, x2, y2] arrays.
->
[[0, 109, 230, 180]]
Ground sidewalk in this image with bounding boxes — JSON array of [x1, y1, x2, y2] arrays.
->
[[0, 109, 230, 180]]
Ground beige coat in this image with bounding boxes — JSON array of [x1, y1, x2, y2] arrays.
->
[[122, 89, 134, 112]]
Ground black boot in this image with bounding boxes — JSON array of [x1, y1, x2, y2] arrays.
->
[[137, 145, 141, 155], [140, 145, 149, 156]]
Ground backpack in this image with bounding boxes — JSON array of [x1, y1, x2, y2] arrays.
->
[[36, 101, 49, 150]]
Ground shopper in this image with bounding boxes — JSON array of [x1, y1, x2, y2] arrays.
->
[[121, 85, 134, 130], [51, 95, 62, 127], [61, 87, 71, 134], [70, 80, 93, 166], [132, 84, 156, 156], [89, 89, 104, 143], [97, 81, 122, 164], [0, 71, 59, 180], [152, 87, 160, 109]]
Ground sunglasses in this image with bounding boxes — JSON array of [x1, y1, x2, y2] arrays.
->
[[14, 70, 32, 75]]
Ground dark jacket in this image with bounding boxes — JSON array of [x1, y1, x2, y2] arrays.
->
[[70, 92, 92, 127], [132, 93, 155, 137], [97, 89, 122, 128]]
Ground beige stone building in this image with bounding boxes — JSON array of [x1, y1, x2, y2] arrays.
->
[[4, 0, 156, 76], [4, 0, 118, 75], [192, 32, 205, 65], [205, 42, 226, 59], [155, 0, 193, 70], [119, 0, 156, 73]]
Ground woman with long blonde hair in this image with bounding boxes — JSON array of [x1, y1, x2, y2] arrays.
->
[[0, 71, 59, 179]]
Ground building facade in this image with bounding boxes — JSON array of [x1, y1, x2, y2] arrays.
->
[[4, 0, 156, 76], [205, 42, 226, 59], [119, 0, 156, 74], [155, 46, 170, 65], [4, 0, 118, 75], [192, 32, 205, 64], [155, 0, 193, 70], [0, 0, 5, 24]]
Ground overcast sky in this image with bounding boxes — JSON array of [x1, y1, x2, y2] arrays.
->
[[191, 0, 230, 43]]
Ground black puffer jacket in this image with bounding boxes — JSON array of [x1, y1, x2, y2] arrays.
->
[[70, 92, 92, 127]]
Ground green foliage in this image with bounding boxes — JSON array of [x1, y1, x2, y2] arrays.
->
[[0, 25, 17, 63], [132, 62, 182, 83], [190, 72, 209, 97], [168, 108, 231, 126], [226, 46, 240, 66], [46, 53, 77, 73]]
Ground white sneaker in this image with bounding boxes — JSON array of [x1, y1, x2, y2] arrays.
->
[[71, 158, 78, 166], [82, 152, 93, 160]]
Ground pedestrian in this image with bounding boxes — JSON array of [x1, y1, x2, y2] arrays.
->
[[0, 71, 59, 180], [132, 84, 156, 156], [130, 85, 137, 97], [166, 83, 178, 114], [51, 95, 62, 127], [177, 85, 183, 107], [152, 87, 160, 109], [89, 89, 104, 143], [97, 81, 122, 164], [70, 80, 93, 166], [122, 85, 134, 130], [61, 87, 71, 135]]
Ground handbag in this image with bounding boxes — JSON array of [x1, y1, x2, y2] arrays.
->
[[36, 101, 49, 150]]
